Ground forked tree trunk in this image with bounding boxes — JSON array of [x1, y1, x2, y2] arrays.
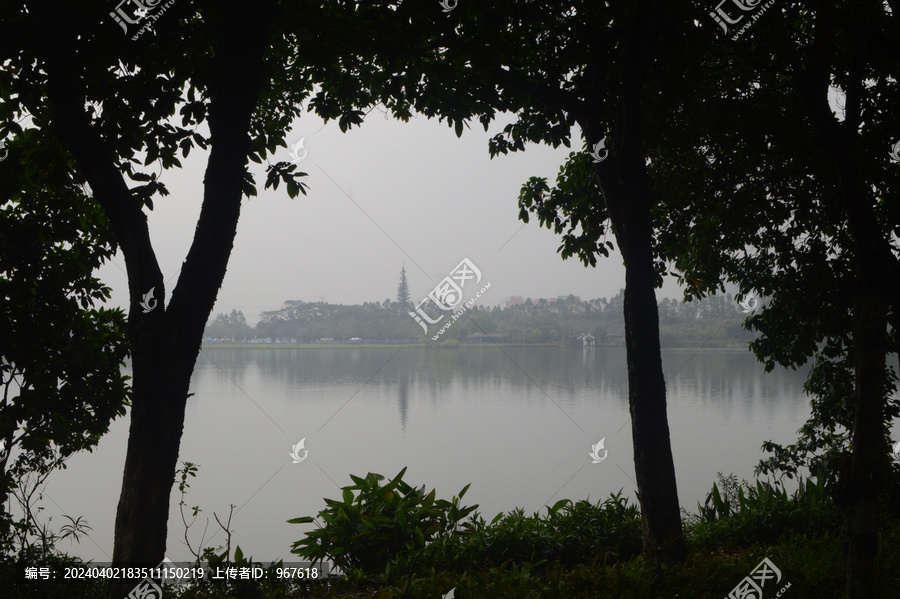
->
[[44, 4, 277, 599]]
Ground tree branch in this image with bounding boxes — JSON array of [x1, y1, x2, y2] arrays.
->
[[45, 59, 163, 320], [165, 0, 277, 358]]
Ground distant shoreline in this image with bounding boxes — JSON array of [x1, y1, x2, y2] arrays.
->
[[200, 342, 752, 350]]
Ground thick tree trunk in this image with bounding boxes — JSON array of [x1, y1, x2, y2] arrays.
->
[[844, 285, 887, 598], [828, 108, 892, 599], [44, 4, 277, 598], [597, 133, 686, 565], [103, 346, 193, 598], [835, 146, 892, 599], [104, 7, 276, 596], [585, 137, 686, 564]]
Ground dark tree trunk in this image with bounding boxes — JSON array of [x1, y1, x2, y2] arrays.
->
[[776, 3, 898, 592], [844, 285, 887, 598], [620, 192, 685, 563], [833, 131, 893, 599], [594, 158, 686, 563], [578, 0, 685, 564], [100, 349, 191, 598], [822, 154, 892, 599], [830, 149, 893, 599], [45, 4, 277, 598]]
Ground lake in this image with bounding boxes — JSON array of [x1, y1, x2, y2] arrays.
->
[[41, 346, 810, 563]]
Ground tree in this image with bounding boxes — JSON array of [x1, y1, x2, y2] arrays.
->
[[484, 0, 691, 561], [8, 5, 463, 578], [508, 0, 898, 587], [1, 2, 329, 595], [0, 140, 129, 552], [204, 309, 251, 341], [645, 3, 899, 595], [397, 265, 411, 313], [315, 0, 696, 561], [768, 8, 898, 595]]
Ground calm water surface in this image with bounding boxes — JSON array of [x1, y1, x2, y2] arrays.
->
[[46, 346, 809, 562]]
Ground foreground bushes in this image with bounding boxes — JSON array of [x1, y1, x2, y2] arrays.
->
[[5, 467, 898, 598], [288, 468, 643, 579], [288, 468, 478, 574], [288, 468, 846, 582], [687, 473, 842, 551], [272, 467, 898, 598]]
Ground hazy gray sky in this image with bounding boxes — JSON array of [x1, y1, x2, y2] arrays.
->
[[96, 108, 686, 325]]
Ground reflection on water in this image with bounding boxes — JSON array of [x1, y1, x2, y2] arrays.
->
[[46, 346, 810, 563]]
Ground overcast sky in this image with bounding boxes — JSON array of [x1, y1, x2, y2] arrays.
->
[[96, 108, 687, 325]]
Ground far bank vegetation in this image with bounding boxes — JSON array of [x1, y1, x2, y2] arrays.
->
[[204, 291, 756, 348]]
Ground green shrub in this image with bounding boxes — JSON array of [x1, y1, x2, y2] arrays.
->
[[361, 491, 641, 580], [289, 468, 477, 575], [687, 473, 840, 550], [448, 492, 642, 569], [291, 470, 645, 582]]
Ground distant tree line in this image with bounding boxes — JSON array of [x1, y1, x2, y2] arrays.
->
[[204, 291, 756, 347]]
